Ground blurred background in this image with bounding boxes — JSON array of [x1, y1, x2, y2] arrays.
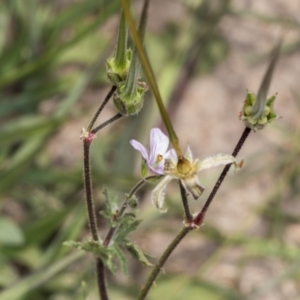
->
[[0, 0, 300, 299]]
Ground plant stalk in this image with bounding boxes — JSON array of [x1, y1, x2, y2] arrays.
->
[[87, 86, 117, 131], [137, 227, 192, 300]]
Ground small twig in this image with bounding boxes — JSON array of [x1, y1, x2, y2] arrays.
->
[[194, 126, 251, 225], [137, 227, 193, 300], [178, 180, 193, 222], [87, 86, 117, 131], [91, 113, 123, 135], [103, 175, 160, 247]]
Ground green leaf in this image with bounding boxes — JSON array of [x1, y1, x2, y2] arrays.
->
[[100, 186, 120, 224], [113, 244, 128, 276], [114, 215, 142, 243], [63, 240, 118, 274], [63, 240, 106, 258], [125, 242, 153, 267], [0, 217, 24, 246]]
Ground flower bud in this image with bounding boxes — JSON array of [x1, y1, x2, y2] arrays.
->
[[240, 40, 281, 131], [128, 195, 139, 209], [113, 81, 147, 116], [240, 92, 278, 131]]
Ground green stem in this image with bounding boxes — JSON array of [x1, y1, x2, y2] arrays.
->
[[120, 0, 183, 158], [123, 0, 149, 99], [114, 9, 129, 69], [137, 227, 192, 300]]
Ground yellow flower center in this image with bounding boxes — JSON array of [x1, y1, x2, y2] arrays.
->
[[176, 158, 192, 176]]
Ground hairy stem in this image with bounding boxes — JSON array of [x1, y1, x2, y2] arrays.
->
[[83, 140, 108, 300], [83, 141, 100, 241], [96, 259, 108, 300], [83, 111, 123, 299], [87, 86, 117, 131], [194, 126, 251, 225], [137, 227, 192, 300]]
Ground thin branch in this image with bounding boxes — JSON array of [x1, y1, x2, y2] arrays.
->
[[194, 126, 251, 225], [91, 113, 123, 135], [87, 86, 117, 131], [137, 227, 192, 300]]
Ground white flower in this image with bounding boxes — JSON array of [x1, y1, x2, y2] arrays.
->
[[130, 128, 242, 213], [152, 147, 241, 212]]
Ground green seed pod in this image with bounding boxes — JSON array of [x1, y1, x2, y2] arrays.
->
[[128, 195, 139, 209], [113, 82, 147, 116]]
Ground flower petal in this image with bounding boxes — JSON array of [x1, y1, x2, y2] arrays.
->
[[185, 146, 193, 162], [148, 161, 165, 175], [198, 154, 237, 171], [130, 139, 148, 160], [148, 128, 169, 165], [151, 175, 172, 213], [181, 176, 205, 199], [164, 148, 177, 163]]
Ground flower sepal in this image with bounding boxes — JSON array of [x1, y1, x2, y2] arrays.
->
[[113, 81, 147, 116], [240, 92, 278, 131], [106, 49, 132, 85]]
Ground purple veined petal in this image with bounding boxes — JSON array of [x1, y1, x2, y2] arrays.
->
[[148, 128, 169, 164], [130, 139, 148, 160], [149, 159, 165, 175]]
